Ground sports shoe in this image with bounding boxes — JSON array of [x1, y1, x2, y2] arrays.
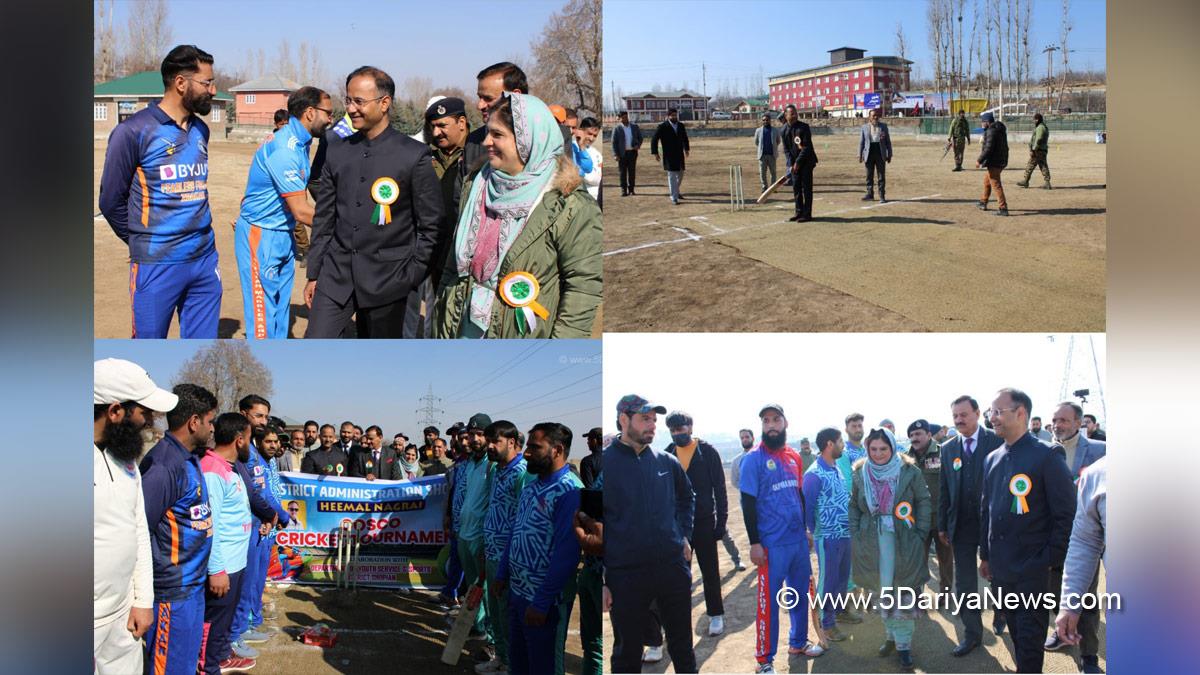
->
[[230, 639, 259, 659], [735, 561, 748, 571], [755, 662, 775, 673], [1081, 655, 1104, 673], [994, 208, 1009, 216], [708, 615, 725, 636], [976, 201, 988, 211], [240, 629, 270, 643], [475, 656, 504, 673], [825, 626, 848, 642], [643, 645, 664, 663], [218, 656, 256, 673], [1044, 630, 1068, 651], [789, 642, 825, 657], [861, 193, 875, 201]]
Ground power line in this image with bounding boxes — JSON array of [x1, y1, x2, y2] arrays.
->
[[490, 371, 600, 416], [455, 354, 602, 405], [444, 342, 548, 402]]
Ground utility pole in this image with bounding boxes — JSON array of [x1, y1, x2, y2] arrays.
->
[[415, 383, 444, 429], [1043, 44, 1059, 113]]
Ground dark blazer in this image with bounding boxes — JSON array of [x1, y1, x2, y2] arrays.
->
[[1054, 434, 1106, 478], [300, 446, 351, 476], [665, 439, 729, 537], [977, 121, 1009, 168], [650, 121, 689, 171], [979, 433, 1077, 582], [782, 121, 818, 167], [938, 427, 1003, 543], [352, 446, 400, 479], [308, 126, 444, 307], [611, 123, 643, 156]]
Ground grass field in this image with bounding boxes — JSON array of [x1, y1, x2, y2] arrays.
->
[[601, 473, 1107, 674], [601, 134, 1106, 332]]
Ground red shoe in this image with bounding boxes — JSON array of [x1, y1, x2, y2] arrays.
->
[[218, 656, 256, 673]]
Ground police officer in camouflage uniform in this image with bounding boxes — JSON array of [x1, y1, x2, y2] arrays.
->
[[1016, 112, 1051, 189], [948, 110, 971, 172]]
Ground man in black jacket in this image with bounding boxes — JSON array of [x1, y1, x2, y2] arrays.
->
[[351, 425, 399, 480], [938, 394, 1004, 657], [304, 66, 444, 338], [301, 424, 351, 476], [579, 427, 603, 488], [781, 105, 818, 222], [979, 388, 1076, 673], [612, 111, 643, 196], [650, 108, 689, 205], [975, 111, 1010, 216], [603, 394, 697, 673], [663, 412, 728, 637]]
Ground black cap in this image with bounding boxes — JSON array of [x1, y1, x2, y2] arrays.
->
[[466, 413, 492, 431], [425, 97, 466, 121], [758, 403, 785, 418], [583, 427, 603, 439], [907, 419, 931, 435]]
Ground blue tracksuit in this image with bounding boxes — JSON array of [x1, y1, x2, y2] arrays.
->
[[231, 447, 289, 640], [803, 457, 852, 628], [99, 101, 220, 338], [235, 116, 313, 339]]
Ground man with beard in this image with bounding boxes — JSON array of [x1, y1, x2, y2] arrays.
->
[[456, 413, 498, 656], [650, 108, 690, 205], [906, 419, 953, 594], [235, 86, 333, 339], [199, 413, 257, 674], [605, 395, 696, 673], [838, 413, 867, 494], [304, 420, 321, 452], [139, 383, 218, 674], [279, 429, 307, 472], [805, 427, 860, 642], [479, 420, 535, 674], [742, 404, 823, 672], [579, 427, 603, 489], [798, 437, 816, 473], [1083, 414, 1106, 442], [420, 426, 441, 464], [332, 421, 363, 469], [938, 395, 1004, 657], [495, 423, 583, 675], [301, 424, 351, 476], [99, 45, 223, 339], [1031, 416, 1053, 442], [93, 359, 178, 674], [979, 389, 1075, 673]]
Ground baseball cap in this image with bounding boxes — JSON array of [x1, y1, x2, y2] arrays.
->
[[616, 394, 666, 416], [94, 358, 178, 412], [907, 419, 931, 435], [981, 112, 995, 123], [582, 427, 603, 439], [466, 413, 492, 431], [758, 403, 785, 418], [665, 410, 693, 429]]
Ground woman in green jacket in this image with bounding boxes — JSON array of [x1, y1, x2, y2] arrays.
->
[[849, 427, 932, 672], [434, 92, 602, 338]]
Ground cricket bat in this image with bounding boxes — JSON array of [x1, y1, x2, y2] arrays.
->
[[941, 139, 952, 161], [440, 582, 485, 665], [756, 174, 790, 204], [808, 578, 828, 649]]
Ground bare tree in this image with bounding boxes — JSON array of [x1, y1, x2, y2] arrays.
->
[[94, 0, 119, 82], [1057, 0, 1073, 110], [274, 39, 295, 81], [895, 21, 909, 64], [121, 0, 173, 74], [529, 0, 602, 116], [173, 342, 274, 414], [401, 76, 435, 106]]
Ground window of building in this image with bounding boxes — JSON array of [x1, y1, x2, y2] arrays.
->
[[211, 107, 221, 123], [93, 102, 108, 121], [244, 94, 256, 104]]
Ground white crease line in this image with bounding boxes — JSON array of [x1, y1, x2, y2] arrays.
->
[[670, 226, 701, 241], [604, 194, 942, 257]]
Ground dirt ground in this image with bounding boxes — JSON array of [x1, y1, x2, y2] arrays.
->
[[242, 581, 586, 674], [92, 139, 602, 338], [602, 134, 1106, 332], [601, 474, 1106, 674]]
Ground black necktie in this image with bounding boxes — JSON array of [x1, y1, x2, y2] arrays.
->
[[964, 437, 974, 459]]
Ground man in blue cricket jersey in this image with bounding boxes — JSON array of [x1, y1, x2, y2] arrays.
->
[[138, 384, 217, 675], [235, 86, 333, 339], [99, 45, 222, 339], [479, 420, 535, 674], [741, 404, 824, 674], [495, 422, 583, 675]]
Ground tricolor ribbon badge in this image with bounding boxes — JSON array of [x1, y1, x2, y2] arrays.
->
[[324, 464, 333, 474], [370, 177, 399, 225], [499, 271, 549, 335], [1009, 473, 1032, 514], [366, 460, 374, 470], [894, 501, 915, 528], [952, 457, 962, 471], [336, 463, 345, 476]]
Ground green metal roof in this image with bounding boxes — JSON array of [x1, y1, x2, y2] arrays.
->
[[94, 71, 233, 101]]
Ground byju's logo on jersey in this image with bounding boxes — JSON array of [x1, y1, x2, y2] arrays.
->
[[159, 164, 177, 180], [190, 504, 211, 520], [158, 162, 208, 181]]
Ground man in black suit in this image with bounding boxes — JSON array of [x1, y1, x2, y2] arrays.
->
[[979, 388, 1075, 673], [351, 425, 398, 480], [938, 394, 1004, 657], [304, 66, 444, 338], [781, 104, 818, 222], [465, 62, 572, 178], [335, 420, 365, 466], [650, 107, 689, 205], [611, 111, 643, 196], [301, 424, 351, 476]]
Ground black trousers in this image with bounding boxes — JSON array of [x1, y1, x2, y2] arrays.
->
[[644, 527, 725, 649], [994, 572, 1051, 674], [201, 569, 245, 674], [792, 161, 814, 218], [619, 150, 638, 192], [865, 143, 886, 194], [1049, 562, 1102, 657], [608, 562, 697, 673], [953, 539, 984, 642], [305, 285, 407, 339]]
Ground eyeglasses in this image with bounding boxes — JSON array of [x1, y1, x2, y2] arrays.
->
[[986, 406, 1019, 418], [185, 77, 216, 90], [344, 95, 384, 109], [314, 107, 333, 116]]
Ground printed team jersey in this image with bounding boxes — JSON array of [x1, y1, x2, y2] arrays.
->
[[244, 446, 287, 524], [200, 451, 253, 576], [98, 102, 215, 264], [501, 465, 583, 612], [451, 460, 470, 532], [802, 456, 850, 539], [138, 434, 213, 601], [237, 116, 313, 231], [483, 455, 534, 560], [739, 445, 808, 549]]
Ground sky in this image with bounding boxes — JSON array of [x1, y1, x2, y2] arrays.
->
[[102, 0, 565, 95], [603, 333, 1106, 455], [603, 0, 1107, 102], [95, 340, 601, 442]]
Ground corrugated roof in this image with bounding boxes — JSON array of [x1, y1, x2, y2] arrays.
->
[[93, 70, 233, 100], [624, 90, 710, 100], [229, 75, 303, 92]]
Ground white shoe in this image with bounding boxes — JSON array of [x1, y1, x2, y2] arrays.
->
[[474, 656, 504, 673], [643, 645, 664, 663], [708, 614, 725, 636], [755, 662, 775, 673]]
